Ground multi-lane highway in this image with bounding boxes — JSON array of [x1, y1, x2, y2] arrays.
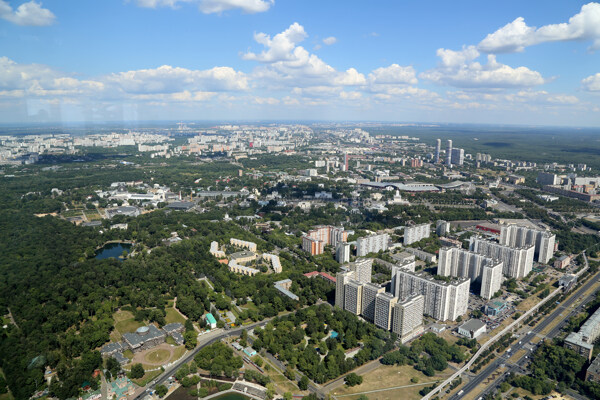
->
[[450, 254, 598, 400]]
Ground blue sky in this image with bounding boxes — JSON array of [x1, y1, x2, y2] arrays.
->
[[1, 0, 599, 125]]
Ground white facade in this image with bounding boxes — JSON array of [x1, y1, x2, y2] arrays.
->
[[374, 292, 398, 330], [394, 268, 470, 321], [336, 243, 351, 264], [392, 294, 424, 338], [344, 280, 363, 315], [348, 258, 373, 284], [335, 270, 354, 308], [499, 224, 556, 264], [230, 238, 257, 252], [356, 233, 389, 256], [404, 224, 431, 245], [361, 283, 386, 322], [470, 236, 534, 278]]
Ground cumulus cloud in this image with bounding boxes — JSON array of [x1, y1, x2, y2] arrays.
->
[[244, 23, 366, 88], [134, 0, 273, 14], [582, 73, 600, 91], [420, 46, 545, 88], [368, 64, 418, 85], [0, 0, 55, 26], [478, 2, 600, 53], [106, 65, 248, 94], [322, 36, 337, 45]]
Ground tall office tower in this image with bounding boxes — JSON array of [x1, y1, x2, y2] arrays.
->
[[335, 270, 354, 308], [356, 233, 389, 256], [437, 247, 503, 299], [499, 224, 556, 264], [392, 294, 424, 338], [446, 139, 453, 166], [361, 282, 386, 322], [391, 260, 417, 296], [404, 223, 431, 245], [348, 258, 373, 284], [451, 148, 464, 166], [344, 280, 363, 315], [336, 243, 351, 264], [469, 236, 535, 279], [394, 268, 470, 321], [435, 139, 441, 163], [436, 220, 451, 236], [374, 292, 398, 330]]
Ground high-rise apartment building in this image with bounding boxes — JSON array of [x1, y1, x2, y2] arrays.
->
[[404, 223, 431, 245], [436, 220, 451, 236], [348, 258, 373, 284], [469, 236, 534, 278], [435, 139, 441, 164], [437, 247, 503, 299], [392, 294, 424, 339], [361, 282, 386, 322], [394, 268, 469, 321], [336, 243, 351, 264], [374, 292, 398, 330], [344, 280, 363, 315], [335, 270, 354, 308], [302, 225, 348, 255], [451, 148, 464, 166], [499, 224, 556, 264], [390, 260, 417, 297], [446, 140, 453, 166], [356, 233, 389, 256]]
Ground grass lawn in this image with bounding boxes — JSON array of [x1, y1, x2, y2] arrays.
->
[[166, 336, 177, 345], [165, 307, 186, 325], [131, 369, 162, 387], [113, 310, 135, 322], [172, 346, 187, 360], [333, 364, 448, 400], [240, 301, 259, 312], [144, 349, 171, 364], [115, 318, 144, 335], [260, 357, 299, 394], [123, 349, 134, 360]]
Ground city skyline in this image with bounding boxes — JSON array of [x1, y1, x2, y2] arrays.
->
[[0, 1, 599, 125]]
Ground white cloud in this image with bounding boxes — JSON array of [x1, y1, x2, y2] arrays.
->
[[244, 23, 366, 88], [339, 91, 361, 100], [478, 2, 600, 53], [253, 96, 279, 105], [134, 0, 273, 14], [582, 73, 600, 91], [322, 36, 337, 45], [106, 65, 248, 94], [0, 0, 55, 26], [420, 46, 545, 88], [368, 64, 417, 85]]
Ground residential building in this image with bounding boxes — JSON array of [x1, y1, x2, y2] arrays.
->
[[230, 238, 257, 252], [374, 292, 398, 330], [344, 280, 364, 315], [356, 233, 389, 256], [335, 270, 354, 308], [446, 140, 453, 167], [469, 236, 534, 279], [404, 223, 431, 245], [537, 172, 560, 185], [435, 138, 441, 164], [302, 225, 348, 255], [361, 283, 386, 322], [500, 224, 556, 264], [263, 253, 282, 273], [437, 247, 503, 299], [348, 258, 373, 284], [274, 279, 299, 301], [436, 220, 451, 236], [392, 294, 424, 341], [394, 268, 470, 321], [458, 319, 486, 339], [451, 148, 464, 166], [555, 255, 571, 269], [209, 241, 226, 258], [403, 247, 437, 263], [565, 307, 600, 361], [336, 243, 351, 264], [586, 354, 600, 382]]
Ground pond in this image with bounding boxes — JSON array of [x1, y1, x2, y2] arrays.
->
[[208, 393, 251, 400], [95, 243, 132, 261]]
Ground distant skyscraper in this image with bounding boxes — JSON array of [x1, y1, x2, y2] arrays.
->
[[344, 153, 349, 171], [435, 139, 441, 163], [451, 148, 464, 166], [446, 139, 453, 166]]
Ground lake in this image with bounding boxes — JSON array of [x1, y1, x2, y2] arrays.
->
[[95, 243, 132, 260]]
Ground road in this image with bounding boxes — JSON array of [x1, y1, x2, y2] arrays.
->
[[450, 253, 598, 400]]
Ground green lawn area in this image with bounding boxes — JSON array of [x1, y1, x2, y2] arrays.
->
[[123, 349, 134, 360], [172, 346, 187, 360], [115, 318, 144, 335], [166, 336, 177, 345], [62, 209, 84, 217], [240, 301, 259, 312], [165, 307, 186, 325]]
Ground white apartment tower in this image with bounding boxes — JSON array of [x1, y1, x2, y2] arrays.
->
[[335, 270, 354, 308], [404, 223, 431, 245], [356, 233, 389, 256], [469, 236, 535, 279], [499, 224, 556, 264], [348, 258, 373, 284], [336, 243, 351, 264], [435, 139, 441, 164], [394, 268, 470, 321], [447, 140, 453, 167], [344, 280, 363, 315], [374, 292, 398, 330], [392, 294, 425, 338], [361, 283, 386, 322], [437, 247, 503, 299]]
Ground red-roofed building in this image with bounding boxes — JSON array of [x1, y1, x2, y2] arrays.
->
[[304, 271, 336, 284]]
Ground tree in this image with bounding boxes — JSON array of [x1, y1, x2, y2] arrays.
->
[[283, 392, 293, 400], [299, 375, 309, 390], [155, 385, 168, 398], [129, 363, 145, 379], [105, 357, 121, 379], [344, 373, 363, 387], [184, 331, 197, 349]]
